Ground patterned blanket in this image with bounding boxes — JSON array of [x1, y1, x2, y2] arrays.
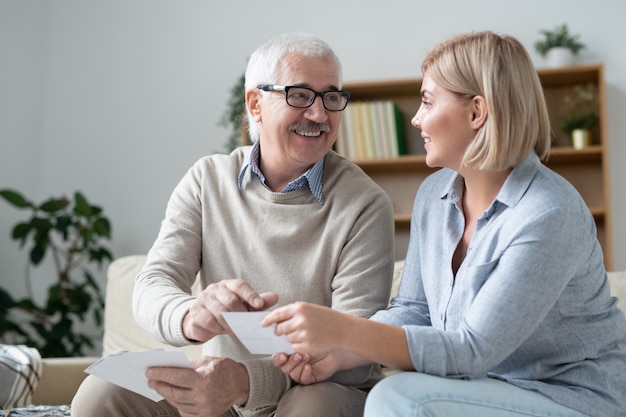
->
[[0, 345, 42, 410], [0, 405, 70, 416], [0, 345, 70, 416]]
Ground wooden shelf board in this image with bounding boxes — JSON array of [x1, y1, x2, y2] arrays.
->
[[547, 145, 603, 165], [536, 64, 601, 87], [353, 145, 602, 174]]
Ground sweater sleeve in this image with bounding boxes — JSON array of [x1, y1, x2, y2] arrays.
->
[[237, 358, 292, 412], [133, 160, 204, 345]]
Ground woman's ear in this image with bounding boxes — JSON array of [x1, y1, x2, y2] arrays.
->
[[246, 89, 262, 123], [470, 95, 488, 129]]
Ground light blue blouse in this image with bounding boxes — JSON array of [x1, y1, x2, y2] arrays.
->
[[372, 152, 626, 416]]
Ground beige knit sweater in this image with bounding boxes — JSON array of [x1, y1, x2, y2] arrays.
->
[[134, 146, 394, 412]]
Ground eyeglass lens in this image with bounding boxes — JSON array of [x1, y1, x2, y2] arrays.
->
[[286, 87, 348, 111]]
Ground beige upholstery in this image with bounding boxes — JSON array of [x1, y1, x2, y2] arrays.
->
[[609, 269, 626, 312], [31, 356, 96, 405], [31, 255, 626, 405], [102, 254, 202, 358]]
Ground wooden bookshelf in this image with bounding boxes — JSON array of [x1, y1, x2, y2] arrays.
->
[[343, 65, 612, 269]]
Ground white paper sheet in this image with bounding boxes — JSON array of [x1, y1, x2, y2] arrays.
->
[[85, 349, 192, 401], [222, 311, 294, 355]]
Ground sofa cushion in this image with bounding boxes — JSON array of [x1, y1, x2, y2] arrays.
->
[[390, 261, 404, 305], [32, 356, 96, 406], [103, 255, 202, 358], [608, 270, 626, 313]]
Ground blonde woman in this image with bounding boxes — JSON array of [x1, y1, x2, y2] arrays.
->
[[264, 31, 626, 417]]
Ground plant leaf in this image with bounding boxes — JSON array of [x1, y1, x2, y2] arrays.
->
[[50, 318, 72, 340], [73, 192, 92, 217], [0, 189, 33, 208], [93, 308, 103, 327], [0, 287, 17, 307], [93, 217, 111, 238], [30, 242, 47, 265], [11, 222, 32, 241], [39, 197, 67, 213], [54, 215, 74, 239]]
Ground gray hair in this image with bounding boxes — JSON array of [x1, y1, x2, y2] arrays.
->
[[244, 33, 343, 142]]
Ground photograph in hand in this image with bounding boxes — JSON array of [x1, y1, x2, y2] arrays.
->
[[222, 311, 294, 355]]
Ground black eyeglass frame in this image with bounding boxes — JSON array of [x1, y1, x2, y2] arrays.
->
[[257, 84, 351, 112]]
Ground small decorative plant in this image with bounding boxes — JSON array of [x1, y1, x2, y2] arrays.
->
[[559, 83, 599, 134], [218, 73, 247, 152], [534, 23, 585, 57], [0, 189, 113, 357]]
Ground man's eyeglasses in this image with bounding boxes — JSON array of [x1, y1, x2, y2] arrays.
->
[[257, 84, 350, 112]]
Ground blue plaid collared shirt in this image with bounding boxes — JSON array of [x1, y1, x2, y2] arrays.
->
[[237, 142, 325, 204]]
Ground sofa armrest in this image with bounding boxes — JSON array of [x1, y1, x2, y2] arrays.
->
[[31, 356, 99, 406]]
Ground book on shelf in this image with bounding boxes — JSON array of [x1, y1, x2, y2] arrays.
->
[[336, 100, 406, 159]]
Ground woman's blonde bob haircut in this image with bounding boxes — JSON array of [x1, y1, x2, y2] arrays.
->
[[422, 31, 551, 170]]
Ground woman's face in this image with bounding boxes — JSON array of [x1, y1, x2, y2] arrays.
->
[[412, 74, 478, 171]]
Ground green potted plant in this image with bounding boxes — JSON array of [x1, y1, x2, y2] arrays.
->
[[534, 23, 585, 67], [0, 189, 113, 357], [559, 83, 599, 149], [218, 73, 247, 152]]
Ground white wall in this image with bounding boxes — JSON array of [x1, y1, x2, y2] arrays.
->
[[1, 0, 625, 351], [1, 1, 47, 293]]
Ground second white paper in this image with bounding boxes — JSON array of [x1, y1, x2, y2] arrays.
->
[[222, 311, 294, 355]]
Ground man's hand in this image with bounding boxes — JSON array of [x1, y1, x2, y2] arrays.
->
[[147, 356, 249, 417], [183, 279, 279, 342]]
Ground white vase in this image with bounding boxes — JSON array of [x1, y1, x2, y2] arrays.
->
[[545, 47, 575, 68], [571, 129, 592, 149]]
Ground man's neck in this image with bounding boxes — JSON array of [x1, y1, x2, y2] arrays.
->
[[257, 149, 313, 192]]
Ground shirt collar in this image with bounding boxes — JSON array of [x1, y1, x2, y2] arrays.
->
[[497, 151, 541, 208], [238, 141, 325, 204]]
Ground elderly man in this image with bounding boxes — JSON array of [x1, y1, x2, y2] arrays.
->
[[71, 32, 394, 417]]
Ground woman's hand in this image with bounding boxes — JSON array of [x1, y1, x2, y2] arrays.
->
[[264, 302, 413, 372], [272, 351, 340, 385], [263, 302, 351, 357]]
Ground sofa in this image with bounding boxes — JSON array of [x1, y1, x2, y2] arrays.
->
[[31, 255, 626, 406]]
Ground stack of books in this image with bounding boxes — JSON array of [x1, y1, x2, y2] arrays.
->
[[335, 100, 406, 159]]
